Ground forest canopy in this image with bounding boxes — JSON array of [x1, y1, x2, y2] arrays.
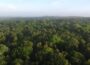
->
[[0, 17, 90, 65]]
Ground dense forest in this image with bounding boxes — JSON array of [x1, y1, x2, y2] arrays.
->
[[0, 17, 90, 65]]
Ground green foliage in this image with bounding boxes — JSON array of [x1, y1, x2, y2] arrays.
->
[[85, 59, 90, 65], [43, 45, 53, 54], [13, 59, 23, 65], [0, 17, 90, 65], [0, 44, 8, 55], [21, 41, 33, 58], [70, 51, 85, 65], [51, 34, 63, 44], [0, 56, 7, 65]]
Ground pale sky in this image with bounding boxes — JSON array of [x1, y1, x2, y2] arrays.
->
[[0, 0, 90, 17]]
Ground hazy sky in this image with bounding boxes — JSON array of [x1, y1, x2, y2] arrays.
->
[[0, 0, 90, 17]]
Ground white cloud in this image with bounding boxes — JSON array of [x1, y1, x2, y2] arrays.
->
[[0, 3, 18, 12], [7, 4, 17, 10], [51, 0, 60, 5]]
